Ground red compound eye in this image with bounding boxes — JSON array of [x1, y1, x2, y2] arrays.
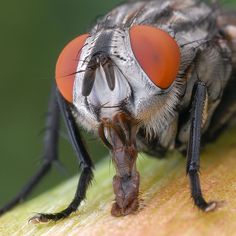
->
[[55, 34, 89, 102], [129, 25, 180, 89]]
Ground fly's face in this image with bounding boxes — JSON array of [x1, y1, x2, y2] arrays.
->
[[56, 25, 181, 215], [56, 25, 181, 134]]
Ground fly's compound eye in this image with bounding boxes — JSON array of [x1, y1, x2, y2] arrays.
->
[[129, 25, 180, 89], [55, 34, 89, 102]]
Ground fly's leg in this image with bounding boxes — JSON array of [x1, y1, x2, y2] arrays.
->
[[186, 81, 217, 212], [0, 84, 60, 216], [29, 167, 93, 223], [29, 91, 94, 223]]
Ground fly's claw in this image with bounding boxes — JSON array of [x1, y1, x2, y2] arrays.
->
[[28, 213, 51, 224], [204, 201, 217, 212]]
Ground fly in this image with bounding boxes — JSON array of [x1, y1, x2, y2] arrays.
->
[[1, 0, 236, 223]]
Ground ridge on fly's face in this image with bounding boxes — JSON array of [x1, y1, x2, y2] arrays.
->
[[1, 0, 236, 223]]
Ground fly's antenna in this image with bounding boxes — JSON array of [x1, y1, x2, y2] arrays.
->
[[81, 52, 116, 96]]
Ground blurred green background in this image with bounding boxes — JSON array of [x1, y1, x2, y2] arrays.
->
[[0, 0, 235, 207]]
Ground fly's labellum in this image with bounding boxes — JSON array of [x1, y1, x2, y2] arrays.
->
[[1, 0, 236, 223]]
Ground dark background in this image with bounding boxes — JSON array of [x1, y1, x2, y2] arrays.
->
[[0, 0, 235, 206]]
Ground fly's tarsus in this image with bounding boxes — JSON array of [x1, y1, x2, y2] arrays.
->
[[29, 166, 94, 223]]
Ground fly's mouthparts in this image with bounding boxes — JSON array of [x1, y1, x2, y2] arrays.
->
[[98, 112, 138, 150], [111, 143, 140, 216], [98, 112, 140, 216], [112, 171, 140, 217]]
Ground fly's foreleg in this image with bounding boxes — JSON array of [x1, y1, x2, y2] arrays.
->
[[0, 84, 60, 216], [29, 166, 93, 223], [28, 91, 94, 223], [186, 81, 217, 212]]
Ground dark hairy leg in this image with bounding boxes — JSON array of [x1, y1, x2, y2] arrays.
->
[[186, 80, 216, 211], [29, 89, 94, 223], [29, 167, 93, 223], [0, 84, 60, 215]]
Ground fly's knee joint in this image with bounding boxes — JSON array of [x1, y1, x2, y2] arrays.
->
[[188, 163, 200, 174]]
